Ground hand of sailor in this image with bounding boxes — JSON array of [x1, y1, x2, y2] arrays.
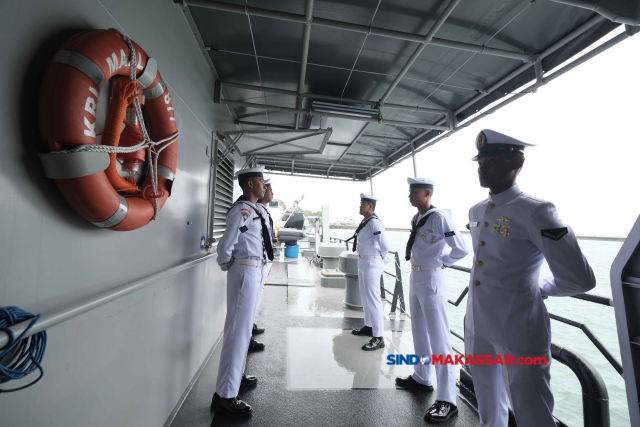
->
[[219, 260, 234, 271], [528, 202, 596, 298], [383, 255, 391, 265]]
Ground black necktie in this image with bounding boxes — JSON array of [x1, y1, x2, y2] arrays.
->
[[254, 210, 274, 261], [265, 208, 274, 242], [406, 207, 436, 261], [346, 214, 378, 252]]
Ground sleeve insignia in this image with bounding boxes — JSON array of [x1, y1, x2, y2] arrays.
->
[[541, 227, 568, 241], [444, 231, 455, 237], [241, 208, 251, 221], [239, 225, 248, 233]]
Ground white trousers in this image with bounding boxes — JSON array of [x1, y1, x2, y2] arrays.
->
[[357, 257, 385, 337], [409, 269, 456, 405], [215, 263, 266, 398], [465, 328, 555, 427]]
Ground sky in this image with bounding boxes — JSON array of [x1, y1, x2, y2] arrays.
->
[[264, 27, 640, 237]]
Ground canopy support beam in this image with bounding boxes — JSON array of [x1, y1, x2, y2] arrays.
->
[[185, 0, 533, 61], [218, 99, 450, 131], [296, 0, 314, 129]]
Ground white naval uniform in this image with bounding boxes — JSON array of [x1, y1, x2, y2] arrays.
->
[[216, 198, 268, 398], [356, 215, 389, 338], [409, 208, 468, 405], [465, 184, 595, 427]]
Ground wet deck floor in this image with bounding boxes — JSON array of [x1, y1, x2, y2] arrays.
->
[[170, 255, 480, 427]]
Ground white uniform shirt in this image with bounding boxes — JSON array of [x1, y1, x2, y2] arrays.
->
[[466, 184, 595, 351], [256, 202, 273, 244], [410, 208, 468, 268], [217, 199, 266, 264], [356, 215, 389, 259]]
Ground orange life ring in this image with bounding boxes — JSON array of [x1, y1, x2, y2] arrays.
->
[[38, 29, 178, 231]]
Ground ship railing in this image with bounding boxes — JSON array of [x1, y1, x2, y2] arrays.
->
[[447, 265, 623, 376], [457, 340, 610, 427], [449, 266, 613, 427]]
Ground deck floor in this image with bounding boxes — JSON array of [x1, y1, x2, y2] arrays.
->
[[170, 256, 480, 427]]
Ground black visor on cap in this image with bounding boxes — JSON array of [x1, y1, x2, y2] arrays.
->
[[237, 172, 264, 179], [361, 198, 376, 204], [409, 183, 434, 189], [472, 144, 525, 161]]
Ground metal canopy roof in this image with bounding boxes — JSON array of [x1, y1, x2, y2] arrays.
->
[[177, 0, 635, 180]]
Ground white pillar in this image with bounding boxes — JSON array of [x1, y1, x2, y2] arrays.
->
[[412, 152, 418, 177], [322, 204, 330, 242]]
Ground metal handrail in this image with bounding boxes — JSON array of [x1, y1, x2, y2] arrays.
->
[[0, 254, 215, 350], [459, 341, 610, 427], [551, 343, 610, 427], [447, 267, 623, 376]]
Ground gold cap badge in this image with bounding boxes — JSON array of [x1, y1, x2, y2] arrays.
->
[[476, 132, 486, 149]]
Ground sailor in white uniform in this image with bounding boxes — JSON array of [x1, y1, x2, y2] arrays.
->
[[349, 194, 389, 351], [466, 130, 595, 427], [395, 177, 469, 423], [211, 166, 273, 417], [248, 179, 275, 351]]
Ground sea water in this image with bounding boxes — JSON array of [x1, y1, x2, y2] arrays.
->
[[329, 229, 627, 427]]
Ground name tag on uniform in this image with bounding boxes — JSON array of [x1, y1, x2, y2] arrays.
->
[[373, 231, 381, 235], [469, 222, 479, 228]]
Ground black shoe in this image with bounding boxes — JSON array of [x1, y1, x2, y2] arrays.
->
[[352, 326, 373, 336], [362, 337, 385, 351], [252, 323, 265, 336], [210, 392, 253, 417], [248, 337, 265, 352], [424, 401, 458, 423], [395, 375, 434, 391], [240, 374, 258, 389]]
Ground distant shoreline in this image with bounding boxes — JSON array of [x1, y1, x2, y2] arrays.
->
[[329, 226, 625, 242]]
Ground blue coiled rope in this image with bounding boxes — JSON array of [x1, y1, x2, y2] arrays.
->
[[0, 306, 47, 393]]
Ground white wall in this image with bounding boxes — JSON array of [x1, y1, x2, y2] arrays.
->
[[0, 1, 237, 425]]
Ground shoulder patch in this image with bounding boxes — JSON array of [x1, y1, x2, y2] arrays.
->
[[373, 231, 381, 235], [444, 231, 456, 237], [239, 225, 248, 233], [541, 227, 568, 241], [241, 208, 251, 221]]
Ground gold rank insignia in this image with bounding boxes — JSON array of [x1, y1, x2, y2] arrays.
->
[[492, 224, 500, 234], [365, 225, 370, 232], [421, 232, 426, 240], [476, 132, 486, 149], [431, 235, 437, 243], [426, 229, 433, 233], [497, 217, 510, 222], [501, 225, 511, 237]]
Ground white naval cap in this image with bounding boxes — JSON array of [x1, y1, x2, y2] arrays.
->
[[472, 129, 536, 161], [407, 177, 435, 189], [360, 193, 378, 203], [235, 165, 265, 180], [264, 179, 271, 186]]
